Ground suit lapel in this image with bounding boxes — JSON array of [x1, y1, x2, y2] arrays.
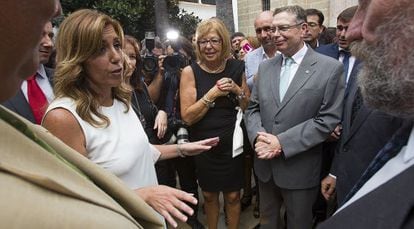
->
[[342, 61, 364, 143], [277, 48, 316, 113], [347, 106, 372, 141], [8, 90, 36, 123], [345, 60, 361, 98], [270, 56, 283, 106], [341, 79, 357, 140]]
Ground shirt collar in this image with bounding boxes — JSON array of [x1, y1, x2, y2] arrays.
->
[[338, 46, 351, 53], [403, 126, 414, 162], [282, 42, 308, 65], [261, 46, 280, 60], [37, 64, 47, 79], [261, 47, 269, 60]]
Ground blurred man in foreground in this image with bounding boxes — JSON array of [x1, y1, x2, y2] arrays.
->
[[319, 0, 414, 227], [0, 1, 163, 228]]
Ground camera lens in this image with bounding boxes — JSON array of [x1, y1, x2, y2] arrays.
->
[[142, 55, 158, 73], [176, 127, 189, 144], [163, 54, 181, 72]]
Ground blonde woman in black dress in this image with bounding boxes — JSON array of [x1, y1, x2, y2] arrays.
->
[[180, 18, 250, 229]]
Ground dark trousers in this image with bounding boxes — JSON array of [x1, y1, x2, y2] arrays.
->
[[174, 156, 200, 218], [155, 159, 176, 187]]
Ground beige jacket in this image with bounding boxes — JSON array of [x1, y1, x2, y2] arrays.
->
[[0, 106, 163, 228]]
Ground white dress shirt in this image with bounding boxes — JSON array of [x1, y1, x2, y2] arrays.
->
[[20, 64, 54, 103], [338, 48, 356, 84], [337, 126, 414, 212], [281, 43, 308, 87]]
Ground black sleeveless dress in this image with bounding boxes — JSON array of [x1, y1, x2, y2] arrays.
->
[[189, 59, 245, 192]]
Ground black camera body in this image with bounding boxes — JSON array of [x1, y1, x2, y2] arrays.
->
[[143, 32, 159, 75], [142, 54, 158, 75], [163, 52, 189, 72], [143, 52, 190, 74]]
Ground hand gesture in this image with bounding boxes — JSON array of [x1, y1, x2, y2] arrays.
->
[[255, 132, 282, 159], [135, 185, 197, 228], [154, 110, 168, 138], [179, 137, 220, 156], [327, 124, 342, 142], [207, 83, 228, 99], [216, 77, 239, 94], [321, 175, 336, 200]]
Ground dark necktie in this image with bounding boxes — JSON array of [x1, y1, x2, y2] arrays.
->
[[27, 74, 48, 124], [340, 50, 351, 83], [342, 122, 413, 205]]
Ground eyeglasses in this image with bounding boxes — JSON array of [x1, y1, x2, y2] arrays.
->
[[272, 22, 304, 34], [307, 22, 320, 28], [198, 38, 222, 47], [336, 25, 349, 32], [255, 26, 276, 34]]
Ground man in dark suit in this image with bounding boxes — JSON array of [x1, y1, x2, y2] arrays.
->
[[313, 7, 360, 222], [317, 6, 358, 93], [2, 21, 55, 124], [318, 0, 414, 228], [317, 5, 405, 206], [244, 5, 344, 229]]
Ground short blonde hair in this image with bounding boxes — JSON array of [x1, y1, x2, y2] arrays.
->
[[54, 9, 130, 127], [195, 18, 231, 63]]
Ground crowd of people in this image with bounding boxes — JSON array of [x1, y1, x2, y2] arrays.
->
[[1, 0, 413, 229]]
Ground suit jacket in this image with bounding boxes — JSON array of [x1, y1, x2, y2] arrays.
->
[[317, 44, 405, 203], [244, 47, 345, 189], [0, 106, 163, 228], [318, 164, 414, 229], [2, 66, 54, 123], [316, 43, 361, 99], [330, 69, 405, 204], [316, 43, 341, 60]]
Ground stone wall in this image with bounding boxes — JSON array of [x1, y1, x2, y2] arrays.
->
[[236, 0, 358, 36]]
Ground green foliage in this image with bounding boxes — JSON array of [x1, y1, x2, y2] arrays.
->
[[171, 9, 201, 40], [59, 0, 200, 41]]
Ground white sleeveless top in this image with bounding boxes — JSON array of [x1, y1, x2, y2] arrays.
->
[[46, 97, 160, 189]]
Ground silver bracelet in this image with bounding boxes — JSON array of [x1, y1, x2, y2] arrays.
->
[[176, 144, 186, 158], [201, 95, 215, 108]]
